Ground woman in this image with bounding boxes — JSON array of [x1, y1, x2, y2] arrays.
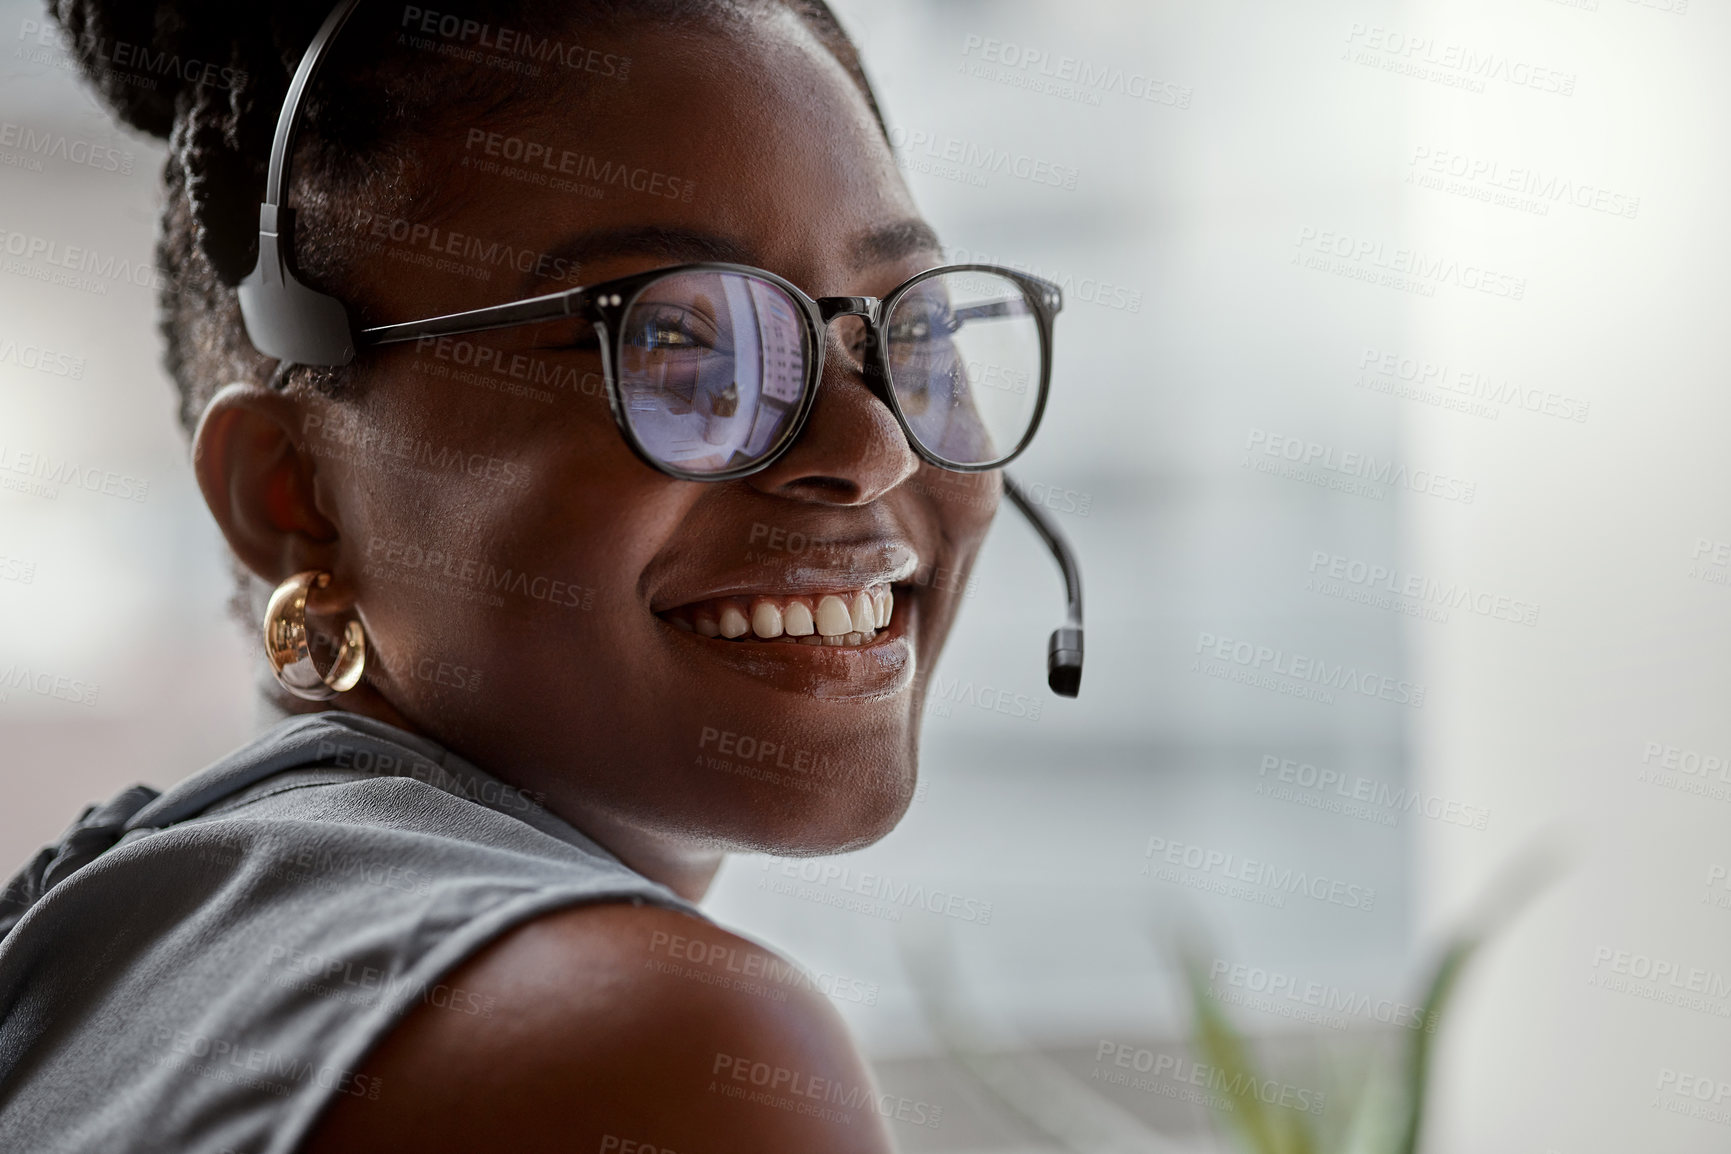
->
[[0, 1, 1065, 1150]]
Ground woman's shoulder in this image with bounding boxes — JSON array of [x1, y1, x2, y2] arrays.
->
[[304, 901, 896, 1154]]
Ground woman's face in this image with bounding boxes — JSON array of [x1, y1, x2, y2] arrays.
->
[[243, 12, 999, 863]]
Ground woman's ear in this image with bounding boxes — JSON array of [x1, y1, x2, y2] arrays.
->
[[191, 382, 343, 586]]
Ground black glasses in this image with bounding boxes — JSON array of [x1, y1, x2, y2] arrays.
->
[[355, 262, 1062, 482]]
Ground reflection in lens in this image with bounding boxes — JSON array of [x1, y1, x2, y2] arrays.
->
[[617, 271, 809, 475], [885, 270, 1041, 466]]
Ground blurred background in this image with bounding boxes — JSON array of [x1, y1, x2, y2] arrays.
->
[[4, 0, 1729, 1149]]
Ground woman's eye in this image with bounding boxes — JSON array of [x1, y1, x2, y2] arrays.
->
[[888, 308, 956, 344], [626, 305, 721, 352], [645, 325, 701, 349]]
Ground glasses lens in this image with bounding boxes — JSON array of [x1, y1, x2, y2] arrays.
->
[[884, 269, 1044, 467], [616, 271, 811, 476]]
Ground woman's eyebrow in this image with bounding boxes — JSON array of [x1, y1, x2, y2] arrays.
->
[[527, 219, 944, 290], [851, 219, 943, 267], [535, 225, 760, 280]]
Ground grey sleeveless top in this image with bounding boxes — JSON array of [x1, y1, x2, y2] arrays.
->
[[0, 711, 700, 1154]]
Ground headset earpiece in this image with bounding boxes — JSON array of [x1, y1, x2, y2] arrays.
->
[[238, 204, 356, 367], [236, 0, 364, 369]]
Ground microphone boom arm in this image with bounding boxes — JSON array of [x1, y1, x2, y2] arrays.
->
[[1002, 472, 1084, 697]]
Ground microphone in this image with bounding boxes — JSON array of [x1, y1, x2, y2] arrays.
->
[[1002, 473, 1084, 697]]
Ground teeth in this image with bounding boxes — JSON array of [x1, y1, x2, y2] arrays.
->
[[783, 600, 815, 636], [663, 583, 897, 647], [850, 592, 875, 633], [750, 600, 784, 639], [719, 602, 750, 639], [815, 595, 854, 637]]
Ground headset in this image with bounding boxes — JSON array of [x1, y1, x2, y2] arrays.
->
[[236, 0, 1085, 696]]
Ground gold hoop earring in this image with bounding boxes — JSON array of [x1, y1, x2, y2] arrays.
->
[[263, 570, 366, 701]]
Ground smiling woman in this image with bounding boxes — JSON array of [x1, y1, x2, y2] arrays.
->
[[0, 1, 1074, 1151]]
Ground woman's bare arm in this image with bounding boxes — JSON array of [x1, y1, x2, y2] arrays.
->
[[302, 902, 896, 1154]]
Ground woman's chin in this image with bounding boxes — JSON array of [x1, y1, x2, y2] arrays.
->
[[721, 767, 918, 858]]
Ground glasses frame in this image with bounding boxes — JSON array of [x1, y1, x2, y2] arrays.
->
[[355, 261, 1063, 483]]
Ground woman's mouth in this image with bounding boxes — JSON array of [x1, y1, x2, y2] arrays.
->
[[660, 584, 894, 648]]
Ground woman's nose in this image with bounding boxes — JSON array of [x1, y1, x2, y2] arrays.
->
[[742, 324, 918, 506]]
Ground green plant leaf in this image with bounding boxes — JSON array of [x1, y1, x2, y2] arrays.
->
[[1181, 951, 1316, 1154]]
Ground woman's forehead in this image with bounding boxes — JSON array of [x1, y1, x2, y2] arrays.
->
[[420, 20, 922, 291]]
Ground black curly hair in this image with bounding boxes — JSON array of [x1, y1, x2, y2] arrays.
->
[[46, 0, 888, 435]]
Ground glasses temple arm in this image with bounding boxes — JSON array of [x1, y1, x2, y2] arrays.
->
[[1002, 472, 1084, 697], [357, 288, 587, 348]]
